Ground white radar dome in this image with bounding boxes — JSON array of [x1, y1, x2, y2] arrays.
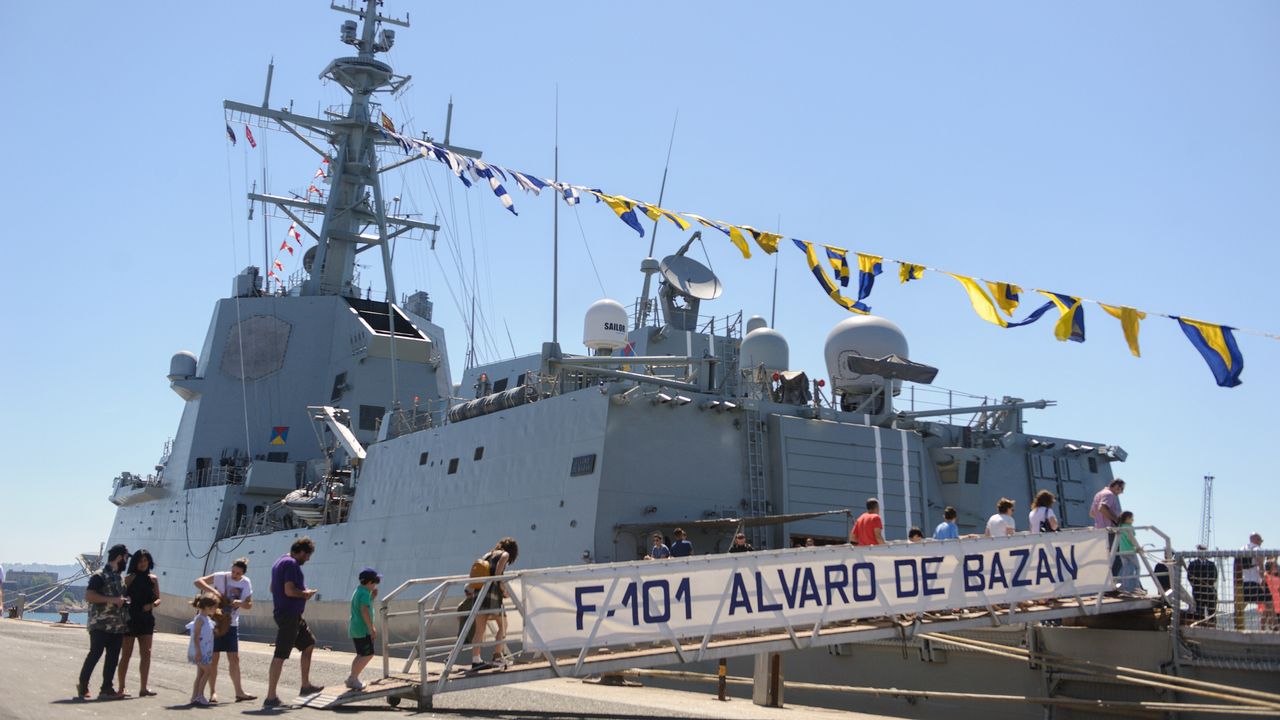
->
[[168, 351, 198, 381], [583, 299, 629, 352], [745, 315, 768, 333], [824, 316, 909, 396], [740, 326, 789, 374]]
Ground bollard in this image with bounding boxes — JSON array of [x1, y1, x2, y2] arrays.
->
[[717, 659, 727, 701], [751, 652, 784, 707]]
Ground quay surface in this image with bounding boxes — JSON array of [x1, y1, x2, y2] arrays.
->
[[0, 618, 876, 719]]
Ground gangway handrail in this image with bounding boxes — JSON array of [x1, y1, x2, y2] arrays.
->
[[365, 527, 1166, 708]]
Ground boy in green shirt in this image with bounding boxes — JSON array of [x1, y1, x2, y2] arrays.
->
[[345, 568, 380, 691]]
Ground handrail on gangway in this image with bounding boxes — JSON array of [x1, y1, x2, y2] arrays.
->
[[321, 527, 1167, 709]]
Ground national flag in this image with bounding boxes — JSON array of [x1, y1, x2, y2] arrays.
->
[[898, 262, 925, 283], [1175, 317, 1243, 387], [244, 125, 257, 148], [380, 111, 396, 132], [1036, 291, 1086, 343], [795, 239, 866, 314], [225, 123, 237, 145], [1100, 304, 1147, 357]]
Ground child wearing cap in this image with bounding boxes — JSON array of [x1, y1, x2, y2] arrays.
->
[[345, 568, 380, 691]]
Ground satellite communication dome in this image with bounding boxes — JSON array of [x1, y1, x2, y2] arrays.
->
[[745, 315, 768, 333], [583, 299, 629, 352], [740, 326, 789, 374], [168, 351, 198, 381], [824, 316, 909, 396]]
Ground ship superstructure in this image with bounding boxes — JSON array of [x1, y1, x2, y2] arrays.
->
[[104, 1, 1127, 644]]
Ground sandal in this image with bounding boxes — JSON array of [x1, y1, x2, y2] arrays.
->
[[139, 689, 157, 697], [235, 694, 258, 702]]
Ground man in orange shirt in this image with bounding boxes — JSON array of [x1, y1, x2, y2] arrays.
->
[[851, 498, 885, 546]]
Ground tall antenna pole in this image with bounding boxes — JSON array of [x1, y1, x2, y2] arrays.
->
[[770, 214, 780, 327], [1199, 474, 1215, 548], [262, 169, 269, 290], [552, 86, 559, 344], [646, 111, 679, 258]]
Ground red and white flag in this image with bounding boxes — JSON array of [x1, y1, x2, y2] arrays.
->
[[244, 125, 257, 148], [273, 259, 284, 272], [307, 184, 324, 200], [279, 240, 294, 255], [287, 223, 302, 245]]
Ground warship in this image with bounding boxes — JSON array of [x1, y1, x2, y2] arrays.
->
[[101, 2, 1278, 716]]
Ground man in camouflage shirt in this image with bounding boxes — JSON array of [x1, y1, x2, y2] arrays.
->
[[77, 544, 130, 700]]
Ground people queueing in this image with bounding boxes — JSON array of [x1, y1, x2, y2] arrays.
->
[[1114, 511, 1143, 593], [934, 506, 960, 540], [985, 498, 1017, 537], [669, 528, 694, 557], [345, 568, 381, 691], [263, 537, 322, 708], [186, 593, 219, 706], [465, 537, 519, 670], [77, 543, 131, 700], [728, 532, 755, 552], [1186, 545, 1218, 623], [117, 549, 160, 698], [194, 557, 256, 702], [851, 498, 885, 546], [1029, 490, 1060, 533], [646, 533, 671, 559], [1091, 478, 1125, 531]]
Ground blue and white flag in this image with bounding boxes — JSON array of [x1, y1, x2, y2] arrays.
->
[[471, 159, 517, 215], [509, 169, 552, 195], [554, 182, 581, 206]]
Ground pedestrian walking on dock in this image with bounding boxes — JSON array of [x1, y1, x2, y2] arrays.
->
[[117, 549, 160, 698], [1029, 490, 1059, 533], [851, 498, 885, 546], [670, 528, 693, 557], [187, 593, 219, 706], [263, 537, 322, 708], [934, 506, 960, 540], [194, 557, 255, 702], [345, 568, 380, 690], [985, 498, 1016, 537], [77, 543, 130, 700], [465, 537, 518, 670]]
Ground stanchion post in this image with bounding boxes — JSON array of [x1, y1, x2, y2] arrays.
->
[[717, 659, 727, 701]]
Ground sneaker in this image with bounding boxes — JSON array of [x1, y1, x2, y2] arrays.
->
[[299, 684, 325, 695], [262, 697, 283, 708], [344, 676, 366, 690], [191, 695, 210, 707], [469, 660, 494, 671]]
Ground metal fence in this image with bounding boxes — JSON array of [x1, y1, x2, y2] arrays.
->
[[1169, 547, 1280, 672]]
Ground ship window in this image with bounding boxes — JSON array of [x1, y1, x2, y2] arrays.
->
[[517, 373, 527, 387], [964, 460, 981, 485], [266, 451, 288, 463], [492, 378, 509, 393], [418, 452, 429, 466], [571, 454, 597, 477], [474, 447, 484, 461], [938, 463, 958, 484], [448, 458, 459, 474], [1088, 456, 1098, 473], [331, 372, 348, 402], [359, 405, 385, 432]]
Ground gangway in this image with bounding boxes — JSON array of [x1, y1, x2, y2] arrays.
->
[[319, 528, 1163, 709]]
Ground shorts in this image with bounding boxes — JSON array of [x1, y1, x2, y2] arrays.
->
[[126, 613, 156, 637], [272, 614, 316, 660], [213, 625, 239, 653], [352, 635, 374, 657]]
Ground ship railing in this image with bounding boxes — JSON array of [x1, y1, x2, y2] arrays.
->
[[184, 465, 247, 490], [1168, 545, 1280, 672], [112, 472, 163, 491]]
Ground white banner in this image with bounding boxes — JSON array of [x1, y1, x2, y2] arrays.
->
[[519, 529, 1111, 652]]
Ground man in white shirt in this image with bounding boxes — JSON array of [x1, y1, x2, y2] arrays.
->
[[195, 558, 255, 702], [985, 498, 1017, 537], [1240, 533, 1266, 606]]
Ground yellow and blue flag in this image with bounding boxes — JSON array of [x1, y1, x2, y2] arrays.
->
[[683, 213, 750, 258], [824, 246, 850, 287], [591, 191, 645, 237], [855, 253, 883, 312], [1100, 304, 1147, 357], [1037, 291, 1086, 343], [739, 225, 781, 255], [898, 262, 925, 283], [795, 239, 866, 314], [987, 282, 1021, 317], [637, 202, 690, 231], [946, 273, 1053, 329], [270, 426, 289, 446], [1175, 317, 1243, 387]]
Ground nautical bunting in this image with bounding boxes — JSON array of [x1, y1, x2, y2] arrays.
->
[[738, 225, 781, 255], [225, 123, 237, 145], [795, 239, 866, 314], [471, 159, 517, 215], [824, 246, 850, 288], [245, 126, 257, 149], [1176, 318, 1244, 387], [1038, 292, 1086, 343], [988, 282, 1021, 317], [855, 253, 883, 312], [1100, 304, 1146, 357], [684, 213, 749, 258], [898, 262, 925, 283]]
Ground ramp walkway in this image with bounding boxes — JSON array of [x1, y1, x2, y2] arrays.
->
[[323, 528, 1163, 709]]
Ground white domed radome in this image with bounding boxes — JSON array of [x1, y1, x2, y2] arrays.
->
[[824, 316, 909, 396], [583, 299, 629, 352], [745, 315, 768, 334], [740, 326, 789, 374], [168, 351, 198, 381]]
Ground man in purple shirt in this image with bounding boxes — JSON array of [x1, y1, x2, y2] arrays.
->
[[263, 537, 321, 708], [1090, 478, 1125, 529]]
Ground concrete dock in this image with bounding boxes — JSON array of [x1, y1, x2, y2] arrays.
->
[[0, 618, 878, 719]]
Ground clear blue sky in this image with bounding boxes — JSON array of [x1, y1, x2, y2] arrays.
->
[[2, 2, 1276, 563]]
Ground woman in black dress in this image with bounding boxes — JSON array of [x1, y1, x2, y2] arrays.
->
[[117, 549, 160, 697]]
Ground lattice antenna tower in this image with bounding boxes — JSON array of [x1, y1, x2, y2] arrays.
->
[[1198, 474, 1214, 548]]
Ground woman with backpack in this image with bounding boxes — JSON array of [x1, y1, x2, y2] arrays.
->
[[466, 537, 519, 670], [1028, 490, 1060, 534]]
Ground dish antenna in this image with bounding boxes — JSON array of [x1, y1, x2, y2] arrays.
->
[[303, 246, 318, 275], [658, 231, 722, 330]]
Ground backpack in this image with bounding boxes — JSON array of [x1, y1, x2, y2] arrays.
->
[[467, 557, 491, 592]]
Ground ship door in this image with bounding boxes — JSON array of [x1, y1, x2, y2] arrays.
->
[[1027, 454, 1061, 522], [1055, 457, 1088, 526]]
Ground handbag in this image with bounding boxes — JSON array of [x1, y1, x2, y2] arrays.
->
[[212, 574, 233, 638]]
